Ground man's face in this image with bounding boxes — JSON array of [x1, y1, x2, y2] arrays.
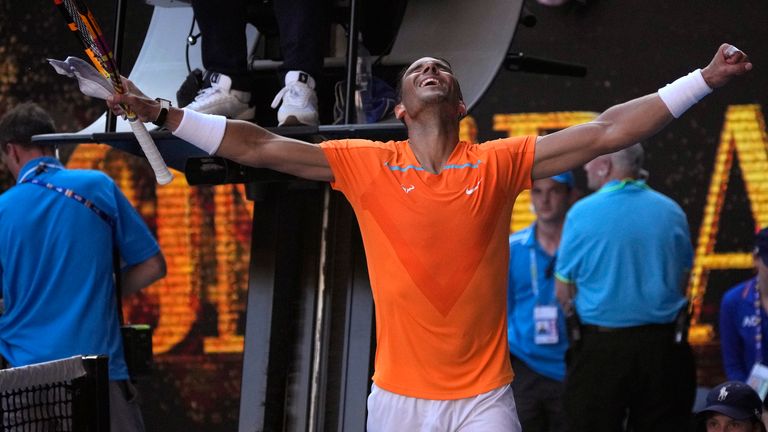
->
[[583, 156, 610, 191], [705, 413, 756, 432], [530, 178, 570, 224], [397, 57, 464, 118]]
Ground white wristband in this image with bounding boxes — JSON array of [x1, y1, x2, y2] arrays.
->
[[173, 108, 227, 155], [657, 69, 712, 118]]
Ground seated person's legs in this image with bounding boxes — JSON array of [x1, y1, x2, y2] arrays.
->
[[187, 0, 322, 126], [270, 0, 323, 126], [187, 0, 255, 120]]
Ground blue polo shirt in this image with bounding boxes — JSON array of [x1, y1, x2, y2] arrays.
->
[[554, 179, 692, 327], [508, 224, 568, 381], [719, 277, 768, 382], [0, 157, 160, 380]]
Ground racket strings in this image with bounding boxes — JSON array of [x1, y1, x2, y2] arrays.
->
[[59, 0, 136, 119], [53, 0, 173, 183], [61, 0, 116, 84]]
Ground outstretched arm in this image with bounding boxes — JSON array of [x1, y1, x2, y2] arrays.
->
[[107, 81, 333, 182], [532, 43, 752, 179]]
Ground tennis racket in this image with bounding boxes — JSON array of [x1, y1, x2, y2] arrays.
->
[[54, 0, 174, 185]]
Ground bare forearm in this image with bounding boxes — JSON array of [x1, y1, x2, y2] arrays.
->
[[106, 83, 329, 177], [121, 253, 166, 297], [555, 279, 576, 314], [532, 43, 752, 180], [587, 42, 752, 154], [167, 108, 332, 181], [532, 94, 673, 179]]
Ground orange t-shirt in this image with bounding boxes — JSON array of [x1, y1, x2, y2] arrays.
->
[[320, 137, 536, 399]]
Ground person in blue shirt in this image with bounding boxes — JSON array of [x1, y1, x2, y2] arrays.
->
[[720, 227, 768, 382], [0, 103, 167, 432], [554, 143, 696, 432], [508, 172, 575, 432]]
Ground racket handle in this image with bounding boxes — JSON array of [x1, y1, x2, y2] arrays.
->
[[128, 119, 174, 185]]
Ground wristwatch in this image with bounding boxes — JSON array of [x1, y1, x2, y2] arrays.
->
[[152, 98, 172, 127]]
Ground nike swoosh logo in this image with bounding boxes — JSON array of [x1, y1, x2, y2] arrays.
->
[[465, 179, 482, 195]]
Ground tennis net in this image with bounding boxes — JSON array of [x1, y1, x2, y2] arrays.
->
[[0, 355, 109, 431]]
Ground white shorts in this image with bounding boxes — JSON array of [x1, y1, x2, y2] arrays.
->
[[366, 383, 521, 432]]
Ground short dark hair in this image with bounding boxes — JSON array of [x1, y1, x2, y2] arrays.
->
[[0, 102, 56, 151], [395, 57, 463, 103]]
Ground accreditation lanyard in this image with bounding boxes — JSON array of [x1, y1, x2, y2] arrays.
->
[[530, 246, 559, 344], [19, 162, 115, 229], [597, 178, 650, 196], [18, 161, 61, 184], [530, 248, 542, 302], [529, 247, 556, 305], [753, 279, 764, 365]]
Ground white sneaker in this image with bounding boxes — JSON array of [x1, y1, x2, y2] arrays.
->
[[271, 71, 319, 126], [186, 72, 255, 120]]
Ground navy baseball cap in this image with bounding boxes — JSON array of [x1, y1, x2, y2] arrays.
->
[[697, 381, 764, 429], [756, 227, 768, 266], [550, 171, 574, 188]]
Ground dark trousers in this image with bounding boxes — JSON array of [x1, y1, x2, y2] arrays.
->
[[191, 0, 324, 88], [110, 380, 146, 432], [510, 355, 568, 432], [564, 325, 696, 432]]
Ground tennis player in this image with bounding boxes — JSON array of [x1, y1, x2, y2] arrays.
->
[[109, 43, 751, 431]]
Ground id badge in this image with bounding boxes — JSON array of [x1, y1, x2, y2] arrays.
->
[[534, 305, 559, 345], [747, 363, 768, 400]]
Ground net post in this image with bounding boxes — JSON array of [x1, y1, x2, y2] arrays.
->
[[73, 355, 110, 431]]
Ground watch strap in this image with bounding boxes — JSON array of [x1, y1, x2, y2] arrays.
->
[[152, 98, 172, 127]]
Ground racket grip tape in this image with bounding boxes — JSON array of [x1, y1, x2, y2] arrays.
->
[[128, 120, 174, 185]]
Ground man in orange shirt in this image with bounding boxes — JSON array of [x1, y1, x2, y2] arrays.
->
[[109, 44, 751, 431]]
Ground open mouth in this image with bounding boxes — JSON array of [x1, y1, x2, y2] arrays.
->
[[419, 77, 440, 87]]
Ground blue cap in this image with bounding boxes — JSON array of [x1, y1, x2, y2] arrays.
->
[[550, 171, 574, 188], [697, 381, 764, 426]]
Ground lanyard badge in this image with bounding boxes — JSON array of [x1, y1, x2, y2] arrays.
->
[[534, 305, 559, 344], [530, 247, 559, 344]]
